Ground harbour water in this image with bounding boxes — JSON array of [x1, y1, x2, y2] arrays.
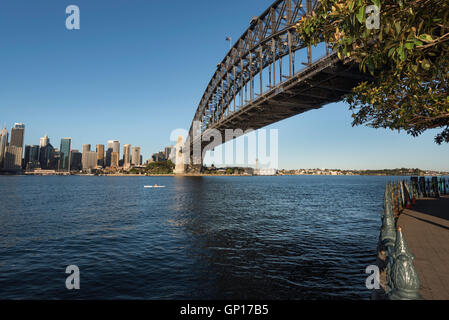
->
[[0, 175, 386, 299]]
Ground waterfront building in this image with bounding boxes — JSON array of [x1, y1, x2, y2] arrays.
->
[[106, 140, 120, 167], [50, 149, 61, 170], [24, 145, 40, 170], [96, 144, 105, 167], [70, 150, 82, 171], [40, 135, 49, 148], [111, 151, 120, 168], [82, 144, 91, 170], [84, 151, 98, 171], [3, 146, 23, 172], [10, 123, 25, 148], [0, 128, 8, 168], [123, 144, 131, 169], [165, 146, 174, 160], [39, 139, 54, 170], [132, 147, 141, 166], [59, 138, 72, 172]]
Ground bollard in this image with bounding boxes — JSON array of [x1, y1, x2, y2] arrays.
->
[[389, 227, 422, 300]]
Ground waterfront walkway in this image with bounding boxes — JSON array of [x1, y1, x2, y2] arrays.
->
[[398, 195, 449, 300]]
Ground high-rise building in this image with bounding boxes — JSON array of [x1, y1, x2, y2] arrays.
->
[[50, 149, 61, 170], [123, 144, 131, 168], [59, 138, 72, 172], [111, 151, 120, 168], [132, 147, 141, 166], [7, 123, 25, 171], [106, 140, 120, 167], [40, 135, 49, 148], [3, 146, 23, 172], [96, 144, 105, 167], [10, 123, 25, 148], [0, 128, 8, 168], [165, 146, 174, 160], [70, 150, 82, 171], [82, 144, 91, 170], [24, 145, 40, 170], [84, 151, 98, 171], [39, 136, 54, 170]]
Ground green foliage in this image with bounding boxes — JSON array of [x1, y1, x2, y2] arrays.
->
[[145, 160, 175, 174], [297, 0, 449, 143]]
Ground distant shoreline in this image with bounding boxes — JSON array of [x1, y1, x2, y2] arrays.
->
[[1, 173, 447, 177]]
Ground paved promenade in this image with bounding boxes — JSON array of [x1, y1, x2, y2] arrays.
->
[[398, 195, 449, 300]]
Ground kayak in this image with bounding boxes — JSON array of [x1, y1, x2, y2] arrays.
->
[[144, 185, 166, 188]]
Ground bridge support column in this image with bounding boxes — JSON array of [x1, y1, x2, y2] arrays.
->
[[174, 136, 186, 175]]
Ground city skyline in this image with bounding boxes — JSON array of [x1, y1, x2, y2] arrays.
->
[[0, 121, 448, 173]]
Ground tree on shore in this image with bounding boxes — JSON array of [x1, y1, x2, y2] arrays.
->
[[145, 160, 175, 174], [297, 0, 449, 143]]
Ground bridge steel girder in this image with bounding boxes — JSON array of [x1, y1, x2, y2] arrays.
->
[[186, 0, 372, 170]]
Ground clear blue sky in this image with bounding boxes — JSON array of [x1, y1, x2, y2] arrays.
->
[[0, 0, 447, 170]]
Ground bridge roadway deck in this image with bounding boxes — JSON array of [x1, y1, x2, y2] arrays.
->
[[190, 53, 372, 158], [398, 195, 449, 299]]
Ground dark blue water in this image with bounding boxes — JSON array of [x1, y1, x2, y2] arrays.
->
[[0, 175, 386, 299]]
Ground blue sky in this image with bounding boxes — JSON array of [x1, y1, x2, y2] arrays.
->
[[0, 0, 447, 170]]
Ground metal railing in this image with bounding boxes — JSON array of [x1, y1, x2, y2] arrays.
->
[[375, 177, 448, 300]]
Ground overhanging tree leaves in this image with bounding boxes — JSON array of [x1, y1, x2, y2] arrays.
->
[[297, 0, 449, 143]]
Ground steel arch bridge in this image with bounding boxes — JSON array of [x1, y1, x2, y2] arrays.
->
[[185, 0, 372, 171]]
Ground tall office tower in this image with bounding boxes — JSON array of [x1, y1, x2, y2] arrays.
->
[[40, 135, 49, 148], [10, 123, 25, 148], [123, 144, 131, 168], [84, 151, 98, 171], [111, 151, 120, 168], [39, 140, 54, 169], [24, 145, 40, 168], [106, 140, 120, 167], [70, 150, 82, 171], [96, 144, 105, 167], [3, 146, 23, 172], [8, 123, 25, 170], [82, 144, 91, 170], [59, 138, 72, 172], [131, 147, 141, 166], [0, 128, 8, 168], [50, 149, 61, 170]]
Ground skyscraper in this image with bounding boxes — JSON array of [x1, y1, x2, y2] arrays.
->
[[39, 135, 54, 170], [111, 152, 120, 168], [132, 147, 141, 166], [24, 145, 40, 170], [96, 144, 105, 167], [40, 135, 49, 148], [70, 150, 82, 171], [0, 128, 8, 168], [3, 146, 23, 172], [123, 144, 131, 168], [82, 144, 91, 170], [59, 138, 72, 172], [10, 123, 25, 148], [106, 140, 120, 167]]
